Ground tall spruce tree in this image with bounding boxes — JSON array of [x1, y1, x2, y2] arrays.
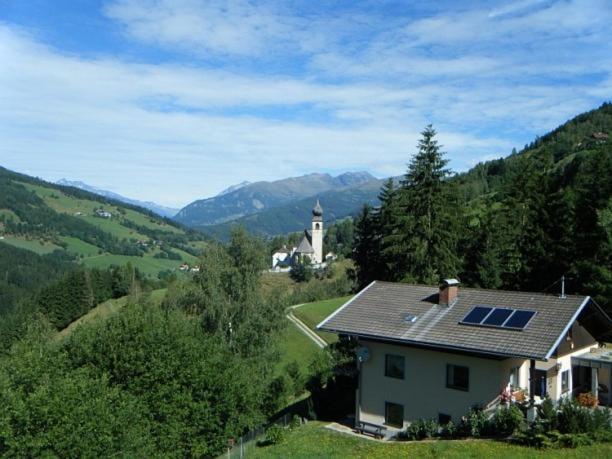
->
[[352, 204, 380, 288], [391, 125, 459, 284], [376, 178, 400, 281]]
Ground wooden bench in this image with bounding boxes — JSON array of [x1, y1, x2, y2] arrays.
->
[[356, 421, 384, 439]]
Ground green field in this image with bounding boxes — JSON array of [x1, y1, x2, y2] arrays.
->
[[277, 320, 322, 377], [82, 253, 185, 277], [250, 422, 612, 459], [59, 236, 101, 257], [0, 236, 62, 254], [293, 296, 352, 344]]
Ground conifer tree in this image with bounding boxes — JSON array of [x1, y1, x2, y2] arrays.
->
[[352, 204, 379, 288], [391, 125, 459, 284]]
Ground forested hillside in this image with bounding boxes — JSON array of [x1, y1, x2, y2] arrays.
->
[[0, 166, 208, 277], [353, 103, 612, 316]]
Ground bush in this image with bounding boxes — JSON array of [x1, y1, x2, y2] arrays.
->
[[439, 421, 457, 439], [466, 407, 490, 437], [403, 419, 439, 440], [492, 404, 525, 436], [537, 397, 557, 431], [263, 425, 286, 445], [557, 398, 597, 434]]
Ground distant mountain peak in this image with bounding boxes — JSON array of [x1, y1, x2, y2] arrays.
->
[[216, 181, 251, 197], [175, 170, 380, 227]]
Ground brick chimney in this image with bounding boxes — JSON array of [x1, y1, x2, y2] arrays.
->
[[439, 279, 460, 306]]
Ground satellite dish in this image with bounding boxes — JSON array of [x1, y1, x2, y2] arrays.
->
[[356, 346, 370, 363]]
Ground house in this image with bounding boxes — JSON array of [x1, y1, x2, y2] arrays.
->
[[272, 246, 293, 268], [317, 279, 612, 432], [95, 209, 112, 218], [271, 200, 324, 269]]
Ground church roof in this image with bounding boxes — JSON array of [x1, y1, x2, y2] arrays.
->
[[295, 235, 315, 254], [312, 199, 323, 217]]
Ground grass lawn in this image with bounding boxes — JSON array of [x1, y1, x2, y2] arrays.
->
[[293, 296, 352, 344], [0, 236, 62, 254], [250, 422, 612, 459], [276, 320, 322, 377]]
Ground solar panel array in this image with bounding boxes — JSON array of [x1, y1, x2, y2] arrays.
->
[[460, 306, 536, 330]]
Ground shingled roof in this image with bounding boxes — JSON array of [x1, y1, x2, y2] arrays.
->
[[318, 281, 593, 360]]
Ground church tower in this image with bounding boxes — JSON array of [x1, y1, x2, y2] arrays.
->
[[311, 200, 323, 264]]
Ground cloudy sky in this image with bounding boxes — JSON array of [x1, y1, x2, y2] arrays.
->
[[1, 0, 611, 207]]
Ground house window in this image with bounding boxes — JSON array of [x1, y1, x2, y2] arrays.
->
[[509, 366, 520, 389], [561, 370, 570, 393], [385, 402, 404, 427], [438, 413, 451, 424], [385, 354, 405, 379], [446, 364, 469, 391]]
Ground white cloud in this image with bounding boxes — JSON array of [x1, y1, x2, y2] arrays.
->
[[1, 0, 611, 207]]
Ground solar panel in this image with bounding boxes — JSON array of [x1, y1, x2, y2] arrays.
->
[[460, 306, 536, 331], [461, 306, 492, 324], [503, 310, 536, 330], [483, 308, 514, 326]]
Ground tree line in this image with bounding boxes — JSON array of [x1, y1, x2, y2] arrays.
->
[[353, 118, 611, 314]]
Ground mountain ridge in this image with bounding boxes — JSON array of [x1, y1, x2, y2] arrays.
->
[[57, 179, 179, 218], [174, 171, 378, 227]]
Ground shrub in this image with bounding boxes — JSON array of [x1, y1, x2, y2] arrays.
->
[[403, 419, 440, 440], [439, 421, 457, 439], [492, 404, 525, 436], [466, 408, 490, 437], [557, 399, 595, 434], [263, 425, 286, 445], [537, 397, 557, 431]]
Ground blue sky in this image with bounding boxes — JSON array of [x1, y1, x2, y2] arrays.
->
[[1, 0, 611, 207]]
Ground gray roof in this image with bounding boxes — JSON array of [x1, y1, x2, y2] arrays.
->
[[295, 235, 315, 254], [318, 281, 592, 360]]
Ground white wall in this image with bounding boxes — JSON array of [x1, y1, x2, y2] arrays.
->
[[357, 339, 525, 429]]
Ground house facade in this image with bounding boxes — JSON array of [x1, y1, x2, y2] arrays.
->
[[318, 280, 612, 431]]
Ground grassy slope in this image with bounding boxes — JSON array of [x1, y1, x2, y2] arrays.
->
[[0, 235, 62, 254], [251, 422, 612, 459], [4, 180, 204, 276], [293, 296, 352, 344], [277, 321, 321, 376]]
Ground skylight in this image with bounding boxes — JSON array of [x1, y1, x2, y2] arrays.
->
[[460, 306, 536, 330]]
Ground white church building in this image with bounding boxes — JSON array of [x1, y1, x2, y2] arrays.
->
[[271, 200, 325, 269]]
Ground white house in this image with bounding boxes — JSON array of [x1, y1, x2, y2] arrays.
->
[[318, 279, 612, 432], [95, 209, 112, 218]]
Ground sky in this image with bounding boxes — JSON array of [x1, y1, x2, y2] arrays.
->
[[1, 0, 611, 208]]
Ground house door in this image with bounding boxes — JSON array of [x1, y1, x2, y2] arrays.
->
[[534, 370, 547, 397]]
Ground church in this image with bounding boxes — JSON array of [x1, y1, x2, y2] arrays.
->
[[271, 200, 324, 269]]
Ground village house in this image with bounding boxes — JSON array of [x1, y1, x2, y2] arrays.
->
[[94, 209, 112, 218], [318, 279, 612, 433]]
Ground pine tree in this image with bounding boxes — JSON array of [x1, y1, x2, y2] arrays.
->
[[352, 204, 380, 288], [390, 125, 459, 284]]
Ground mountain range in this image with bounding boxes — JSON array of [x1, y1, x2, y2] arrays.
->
[[174, 171, 379, 230], [56, 179, 179, 218]]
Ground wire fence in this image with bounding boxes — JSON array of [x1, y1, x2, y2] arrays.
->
[[220, 412, 301, 459]]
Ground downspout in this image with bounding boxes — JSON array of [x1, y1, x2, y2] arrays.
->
[[528, 359, 537, 422]]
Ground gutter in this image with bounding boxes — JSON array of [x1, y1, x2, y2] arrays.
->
[[319, 327, 547, 361]]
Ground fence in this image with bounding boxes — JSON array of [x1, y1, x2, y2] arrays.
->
[[221, 412, 299, 459]]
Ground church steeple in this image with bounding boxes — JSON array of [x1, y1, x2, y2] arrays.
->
[[311, 200, 323, 263]]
